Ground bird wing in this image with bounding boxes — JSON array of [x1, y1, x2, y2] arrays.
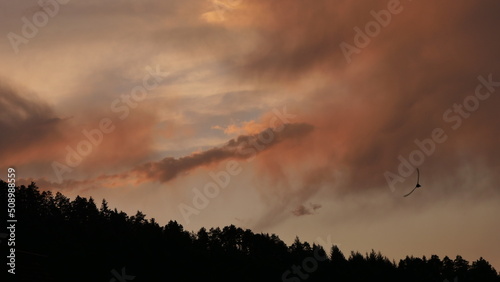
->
[[403, 186, 418, 197]]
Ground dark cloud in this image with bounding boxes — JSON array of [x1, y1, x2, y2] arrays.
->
[[0, 82, 58, 130], [129, 123, 314, 183], [292, 202, 322, 216], [0, 82, 66, 167]]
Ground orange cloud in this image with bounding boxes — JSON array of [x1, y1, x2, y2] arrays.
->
[[212, 120, 269, 135]]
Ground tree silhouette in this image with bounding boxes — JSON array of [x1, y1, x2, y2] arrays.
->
[[1, 180, 499, 282], [469, 257, 500, 281]]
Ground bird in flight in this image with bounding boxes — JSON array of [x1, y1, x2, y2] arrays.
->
[[403, 168, 421, 197]]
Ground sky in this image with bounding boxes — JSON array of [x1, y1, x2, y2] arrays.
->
[[1, 0, 500, 269]]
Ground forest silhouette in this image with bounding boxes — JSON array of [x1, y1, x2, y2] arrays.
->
[[1, 180, 499, 282]]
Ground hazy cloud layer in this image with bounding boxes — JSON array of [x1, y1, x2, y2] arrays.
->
[[229, 0, 500, 193]]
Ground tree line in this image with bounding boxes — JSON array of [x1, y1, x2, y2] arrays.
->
[[1, 180, 498, 282]]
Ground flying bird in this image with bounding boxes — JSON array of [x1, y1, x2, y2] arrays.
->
[[403, 168, 421, 197]]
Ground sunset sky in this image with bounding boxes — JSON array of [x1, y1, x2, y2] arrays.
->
[[1, 0, 500, 269]]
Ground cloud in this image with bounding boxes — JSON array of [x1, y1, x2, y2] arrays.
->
[[231, 0, 500, 192], [212, 120, 267, 135], [0, 81, 68, 168], [204, 0, 500, 230], [128, 122, 314, 183], [0, 76, 163, 180], [292, 202, 322, 216], [21, 122, 314, 191]]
